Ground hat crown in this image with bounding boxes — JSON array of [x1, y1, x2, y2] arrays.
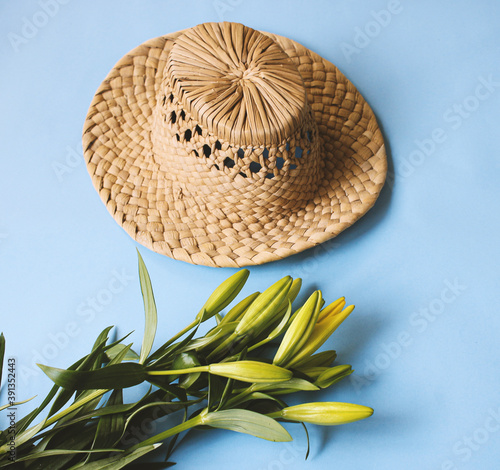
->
[[167, 22, 307, 146]]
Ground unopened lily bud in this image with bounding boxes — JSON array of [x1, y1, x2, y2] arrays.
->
[[269, 402, 373, 425], [273, 291, 322, 367], [197, 269, 250, 322], [250, 378, 319, 395], [298, 366, 328, 380], [286, 304, 354, 368], [294, 350, 337, 369], [315, 365, 353, 389], [235, 276, 293, 336], [217, 292, 260, 326], [208, 360, 292, 383], [317, 297, 345, 323], [274, 278, 302, 319]]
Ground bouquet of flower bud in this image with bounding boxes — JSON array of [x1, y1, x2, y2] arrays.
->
[[0, 251, 372, 469]]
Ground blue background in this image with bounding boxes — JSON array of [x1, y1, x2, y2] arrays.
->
[[1, 1, 499, 469]]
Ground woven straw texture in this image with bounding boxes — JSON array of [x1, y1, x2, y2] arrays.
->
[[83, 22, 387, 267]]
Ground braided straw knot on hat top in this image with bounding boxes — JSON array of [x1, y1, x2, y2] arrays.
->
[[83, 22, 387, 267]]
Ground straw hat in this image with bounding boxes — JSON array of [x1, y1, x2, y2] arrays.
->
[[83, 22, 387, 267]]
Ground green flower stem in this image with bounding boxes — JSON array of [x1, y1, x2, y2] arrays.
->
[[265, 411, 282, 420], [161, 319, 199, 350], [130, 413, 204, 450], [45, 389, 109, 427], [0, 388, 110, 456], [224, 389, 253, 408], [148, 366, 208, 376]]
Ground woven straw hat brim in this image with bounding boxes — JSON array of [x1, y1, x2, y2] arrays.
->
[[83, 28, 387, 268]]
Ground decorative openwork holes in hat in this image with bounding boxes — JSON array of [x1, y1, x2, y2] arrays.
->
[[83, 22, 387, 267]]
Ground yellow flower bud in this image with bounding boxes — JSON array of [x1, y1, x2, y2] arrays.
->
[[217, 292, 260, 326], [270, 402, 373, 425], [286, 303, 354, 368], [273, 291, 322, 366], [208, 360, 292, 383], [235, 276, 293, 336], [197, 269, 250, 322], [314, 365, 353, 389]]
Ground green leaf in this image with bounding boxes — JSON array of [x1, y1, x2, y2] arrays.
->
[[145, 378, 188, 403], [146, 322, 200, 366], [39, 362, 146, 390], [172, 352, 201, 389], [106, 344, 140, 362], [6, 448, 124, 465], [28, 402, 140, 444], [92, 389, 125, 451], [203, 409, 292, 442], [126, 464, 175, 469], [47, 329, 121, 418], [0, 333, 5, 390], [90, 326, 114, 369], [67, 444, 160, 470], [25, 418, 98, 469], [0, 418, 46, 454], [182, 322, 239, 353], [226, 391, 285, 409], [207, 374, 225, 411], [12, 381, 63, 435], [0, 396, 36, 413], [108, 344, 134, 366], [137, 250, 158, 364], [301, 422, 310, 460]]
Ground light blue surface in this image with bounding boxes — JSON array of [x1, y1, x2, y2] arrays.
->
[[1, 1, 499, 468]]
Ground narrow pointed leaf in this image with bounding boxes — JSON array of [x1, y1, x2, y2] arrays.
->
[[92, 389, 125, 450], [106, 344, 139, 362], [137, 250, 158, 364], [67, 444, 161, 470], [0, 396, 36, 413], [39, 362, 146, 390], [9, 448, 124, 465], [90, 326, 114, 369], [0, 333, 4, 389]]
